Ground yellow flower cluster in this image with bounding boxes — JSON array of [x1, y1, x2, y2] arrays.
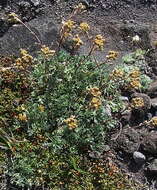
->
[[127, 69, 141, 90], [15, 49, 33, 69], [129, 70, 141, 78], [128, 79, 141, 90], [106, 51, 118, 60], [8, 13, 19, 23], [110, 69, 124, 79], [149, 117, 157, 127], [62, 20, 75, 32], [88, 87, 101, 97], [18, 113, 27, 121], [38, 105, 45, 112], [79, 22, 90, 32], [72, 35, 84, 47], [41, 45, 55, 58], [131, 97, 144, 109], [64, 116, 78, 130], [93, 35, 105, 50], [89, 97, 102, 110], [74, 3, 86, 11]]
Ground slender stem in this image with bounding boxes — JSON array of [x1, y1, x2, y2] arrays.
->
[[17, 19, 42, 46]]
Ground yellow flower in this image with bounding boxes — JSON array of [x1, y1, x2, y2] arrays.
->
[[106, 51, 118, 60], [64, 116, 78, 130], [75, 3, 86, 10], [110, 69, 124, 79], [89, 97, 101, 110], [93, 35, 105, 50], [131, 97, 144, 109], [20, 49, 28, 56], [22, 54, 33, 63], [128, 79, 141, 89], [149, 117, 157, 127], [39, 105, 45, 112], [8, 13, 19, 23], [88, 87, 101, 97], [18, 113, 27, 121], [62, 20, 75, 31], [72, 35, 83, 47], [41, 45, 55, 58], [129, 70, 141, 78], [79, 22, 90, 32]]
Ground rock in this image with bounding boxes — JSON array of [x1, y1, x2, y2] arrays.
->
[[30, 0, 40, 6], [112, 126, 141, 154], [120, 96, 129, 102], [0, 16, 58, 56], [146, 159, 157, 174], [121, 109, 132, 125], [133, 151, 146, 164], [147, 80, 157, 98], [141, 131, 157, 154], [151, 97, 157, 108]]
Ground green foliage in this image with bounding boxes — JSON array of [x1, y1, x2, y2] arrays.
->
[[0, 50, 151, 189]]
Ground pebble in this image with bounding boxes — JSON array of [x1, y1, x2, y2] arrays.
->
[[133, 151, 146, 164]]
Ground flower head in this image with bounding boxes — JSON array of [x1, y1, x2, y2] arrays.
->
[[72, 35, 83, 47], [149, 117, 157, 127], [75, 3, 86, 11], [38, 105, 45, 112], [129, 70, 141, 78], [106, 51, 118, 60], [79, 22, 90, 32], [8, 13, 19, 23], [88, 87, 101, 97], [64, 116, 78, 130], [110, 69, 124, 79], [89, 97, 102, 110], [41, 45, 55, 58], [18, 113, 27, 121], [62, 20, 75, 31], [93, 35, 105, 50], [131, 97, 144, 109], [128, 79, 141, 89]]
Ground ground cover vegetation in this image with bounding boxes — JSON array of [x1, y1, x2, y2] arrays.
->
[[0, 3, 152, 190]]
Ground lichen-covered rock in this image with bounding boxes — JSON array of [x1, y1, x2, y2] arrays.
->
[[112, 126, 141, 154]]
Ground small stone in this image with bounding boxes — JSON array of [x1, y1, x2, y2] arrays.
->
[[120, 96, 129, 102], [133, 151, 146, 164], [103, 145, 110, 152], [30, 0, 40, 7]]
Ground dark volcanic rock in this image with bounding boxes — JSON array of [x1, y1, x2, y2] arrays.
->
[[112, 126, 141, 154], [0, 16, 58, 56], [141, 131, 157, 154]]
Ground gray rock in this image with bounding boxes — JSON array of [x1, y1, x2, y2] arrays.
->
[[133, 151, 146, 164], [112, 126, 141, 154], [147, 80, 157, 98], [142, 131, 157, 154], [0, 16, 58, 56], [147, 159, 157, 174], [151, 98, 157, 108], [120, 96, 129, 102], [121, 109, 131, 125], [30, 0, 40, 6]]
